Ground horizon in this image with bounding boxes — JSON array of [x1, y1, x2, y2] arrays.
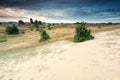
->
[[0, 0, 120, 23], [0, 20, 119, 23]]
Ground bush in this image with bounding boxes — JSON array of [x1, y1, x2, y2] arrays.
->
[[74, 23, 94, 42], [47, 24, 52, 30], [34, 20, 39, 31], [39, 29, 43, 32], [35, 25, 39, 31], [0, 38, 7, 43], [5, 24, 19, 35], [18, 20, 25, 25], [108, 22, 112, 25], [30, 18, 34, 24], [39, 29, 50, 42]]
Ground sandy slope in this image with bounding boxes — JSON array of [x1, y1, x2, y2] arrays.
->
[[0, 29, 120, 80]]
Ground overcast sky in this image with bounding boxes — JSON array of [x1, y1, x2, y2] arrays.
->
[[0, 0, 120, 23]]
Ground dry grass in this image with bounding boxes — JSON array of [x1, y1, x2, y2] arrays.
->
[[0, 27, 75, 51], [0, 24, 120, 51]]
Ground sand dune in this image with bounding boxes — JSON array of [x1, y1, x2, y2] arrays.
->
[[0, 29, 120, 80]]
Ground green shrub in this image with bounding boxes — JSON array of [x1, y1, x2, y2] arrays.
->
[[47, 24, 52, 30], [48, 26, 51, 30], [108, 22, 112, 25], [74, 23, 94, 42], [35, 25, 39, 31], [39, 29, 50, 42], [39, 29, 43, 32], [34, 20, 39, 31], [0, 38, 7, 43], [5, 24, 19, 35], [18, 20, 25, 25]]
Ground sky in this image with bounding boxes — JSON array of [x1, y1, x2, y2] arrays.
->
[[0, 0, 120, 23]]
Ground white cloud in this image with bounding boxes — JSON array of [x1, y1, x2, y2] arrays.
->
[[0, 8, 75, 23]]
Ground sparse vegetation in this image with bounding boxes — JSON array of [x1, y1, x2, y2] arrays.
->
[[30, 18, 34, 31], [39, 21, 42, 25], [39, 29, 50, 42], [21, 30, 25, 34], [0, 38, 7, 43], [34, 20, 39, 31], [0, 22, 120, 51], [18, 20, 25, 25], [47, 24, 52, 30], [98, 25, 102, 29], [74, 23, 94, 42], [108, 22, 112, 25], [76, 22, 80, 24], [35, 25, 39, 31], [30, 18, 34, 24], [30, 27, 33, 31], [29, 19, 43, 31], [5, 24, 19, 35]]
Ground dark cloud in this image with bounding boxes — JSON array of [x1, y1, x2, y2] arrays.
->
[[0, 0, 119, 9], [0, 0, 120, 22]]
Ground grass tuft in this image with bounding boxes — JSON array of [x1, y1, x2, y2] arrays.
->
[[0, 38, 7, 43]]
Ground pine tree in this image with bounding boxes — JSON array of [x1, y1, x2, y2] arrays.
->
[[34, 20, 39, 31], [39, 29, 50, 42], [39, 21, 42, 25], [18, 20, 25, 25], [30, 18, 34, 30], [74, 23, 94, 42], [30, 18, 34, 24]]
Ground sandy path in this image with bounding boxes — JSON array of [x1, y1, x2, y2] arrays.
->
[[0, 29, 120, 80]]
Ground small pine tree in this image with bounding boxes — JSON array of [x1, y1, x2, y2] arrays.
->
[[108, 22, 112, 25], [35, 25, 39, 31], [74, 23, 94, 42], [34, 20, 39, 31], [18, 20, 25, 25], [39, 29, 50, 42], [5, 24, 19, 35], [39, 21, 42, 25], [47, 24, 52, 30], [30, 18, 34, 24]]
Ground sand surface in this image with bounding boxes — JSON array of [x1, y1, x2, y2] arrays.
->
[[0, 29, 120, 80]]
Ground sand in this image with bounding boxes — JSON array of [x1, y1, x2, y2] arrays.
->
[[0, 29, 120, 80]]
